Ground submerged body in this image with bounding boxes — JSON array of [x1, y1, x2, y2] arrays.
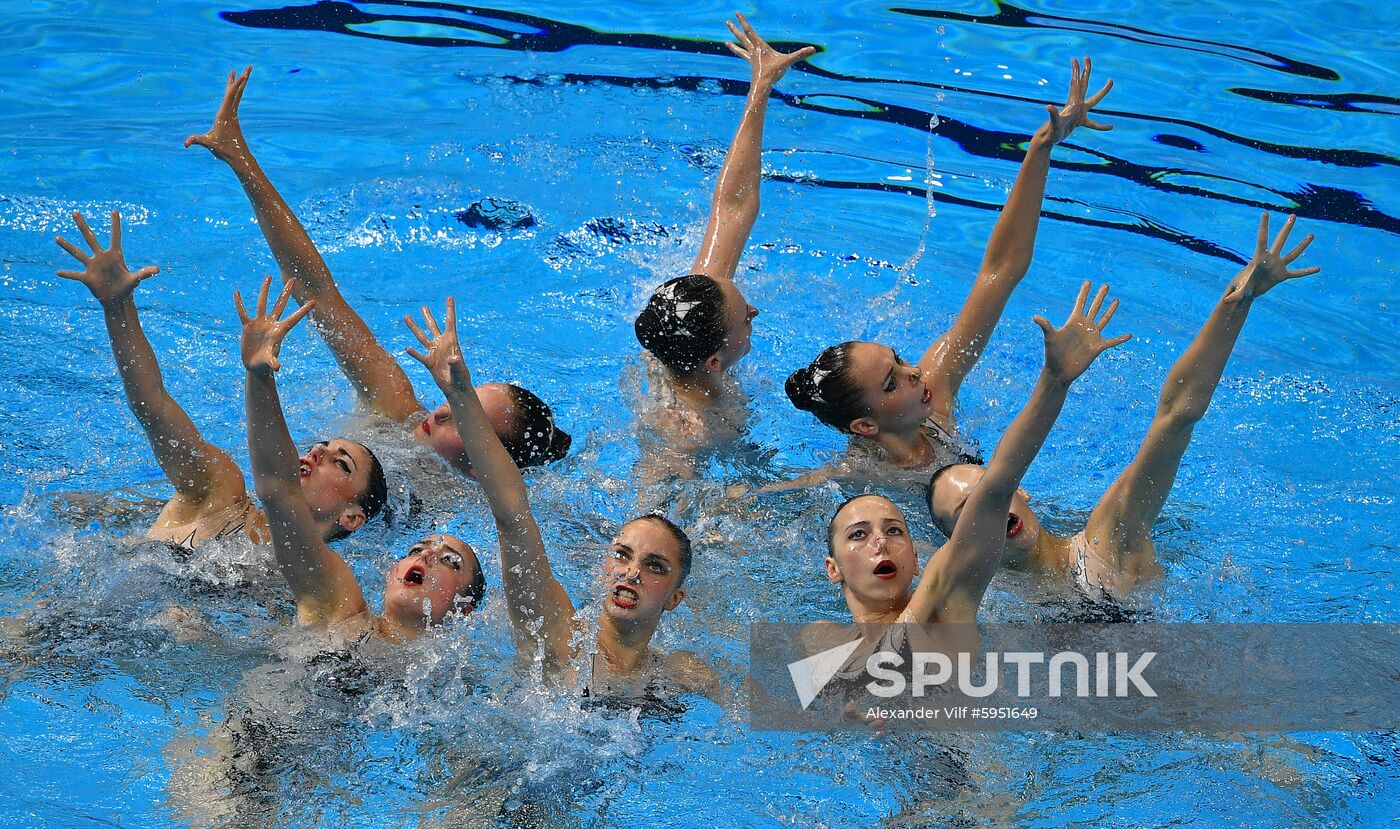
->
[[632, 17, 812, 477]]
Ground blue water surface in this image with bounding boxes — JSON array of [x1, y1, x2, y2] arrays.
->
[[1, 0, 1397, 826]]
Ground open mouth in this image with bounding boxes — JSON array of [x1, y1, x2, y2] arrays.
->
[[403, 564, 426, 586], [298, 459, 312, 477], [1006, 513, 1024, 539], [611, 585, 639, 609], [420, 418, 431, 436], [873, 560, 898, 580], [921, 387, 931, 405]]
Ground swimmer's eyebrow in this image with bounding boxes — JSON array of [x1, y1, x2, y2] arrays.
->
[[334, 445, 357, 473], [845, 520, 873, 532], [884, 347, 902, 387]]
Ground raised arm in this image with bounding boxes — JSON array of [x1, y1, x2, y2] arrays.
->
[[905, 282, 1131, 623], [1084, 214, 1319, 576], [690, 15, 814, 282], [55, 210, 247, 511], [238, 278, 367, 625], [405, 300, 575, 668], [921, 58, 1114, 421], [188, 68, 421, 422]]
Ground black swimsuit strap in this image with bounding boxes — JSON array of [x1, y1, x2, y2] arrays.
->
[[926, 419, 984, 466]]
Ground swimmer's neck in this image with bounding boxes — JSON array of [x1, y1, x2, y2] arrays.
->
[[843, 589, 910, 626], [596, 611, 660, 675], [867, 426, 934, 469], [1030, 528, 1072, 572], [668, 369, 727, 406], [371, 612, 426, 642]]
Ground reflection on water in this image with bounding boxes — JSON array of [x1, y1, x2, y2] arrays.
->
[[224, 0, 1398, 248]]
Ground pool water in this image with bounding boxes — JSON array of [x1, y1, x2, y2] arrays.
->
[[1, 0, 1396, 826]]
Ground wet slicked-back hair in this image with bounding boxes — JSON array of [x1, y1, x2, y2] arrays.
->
[[500, 384, 571, 468], [786, 342, 868, 432], [328, 439, 389, 542], [634, 274, 728, 376], [926, 462, 964, 539], [460, 555, 488, 610], [631, 513, 694, 585]]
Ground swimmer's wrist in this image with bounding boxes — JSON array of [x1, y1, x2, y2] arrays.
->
[[244, 361, 276, 379], [1041, 365, 1072, 389], [98, 293, 134, 312]]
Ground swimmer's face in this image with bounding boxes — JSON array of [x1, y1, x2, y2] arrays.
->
[[383, 534, 481, 627], [827, 495, 917, 605], [298, 440, 373, 536], [413, 383, 517, 477], [600, 519, 686, 624], [929, 464, 1040, 564], [711, 278, 760, 370], [845, 343, 932, 436]]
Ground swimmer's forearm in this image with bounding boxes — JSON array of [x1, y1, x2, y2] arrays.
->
[[102, 299, 174, 424], [690, 82, 774, 280], [717, 85, 774, 213], [244, 367, 358, 610], [218, 150, 421, 420], [976, 367, 1068, 505], [442, 384, 530, 512], [922, 127, 1056, 396], [441, 382, 575, 652], [979, 128, 1054, 281], [925, 368, 1070, 621], [1156, 284, 1251, 428], [102, 299, 233, 498], [217, 149, 339, 295], [244, 369, 303, 502]]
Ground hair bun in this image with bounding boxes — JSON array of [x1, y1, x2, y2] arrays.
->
[[545, 426, 572, 463], [785, 365, 819, 412]]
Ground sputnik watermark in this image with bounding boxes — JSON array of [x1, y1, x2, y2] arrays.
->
[[751, 623, 1400, 732], [789, 642, 1156, 709], [787, 636, 865, 709], [863, 649, 1156, 698]]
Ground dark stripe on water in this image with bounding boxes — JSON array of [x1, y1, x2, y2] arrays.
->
[[220, 0, 1399, 252]]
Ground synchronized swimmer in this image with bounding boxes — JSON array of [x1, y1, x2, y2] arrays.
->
[[50, 14, 1319, 704]]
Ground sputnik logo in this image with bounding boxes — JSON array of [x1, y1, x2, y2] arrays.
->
[[787, 637, 864, 710]]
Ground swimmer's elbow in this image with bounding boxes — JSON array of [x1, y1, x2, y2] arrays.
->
[[973, 466, 1020, 503], [252, 475, 298, 506], [1156, 391, 1209, 430], [715, 188, 759, 221]]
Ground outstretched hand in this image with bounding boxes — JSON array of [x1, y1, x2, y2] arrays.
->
[[725, 13, 815, 89], [55, 210, 160, 306], [184, 66, 252, 160], [1033, 281, 1132, 385], [235, 276, 314, 376], [405, 298, 471, 392], [1223, 213, 1320, 303], [1046, 57, 1113, 145]]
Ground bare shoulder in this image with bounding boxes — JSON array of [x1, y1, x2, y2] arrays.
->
[[649, 405, 711, 452], [665, 649, 719, 693], [797, 619, 858, 656]]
